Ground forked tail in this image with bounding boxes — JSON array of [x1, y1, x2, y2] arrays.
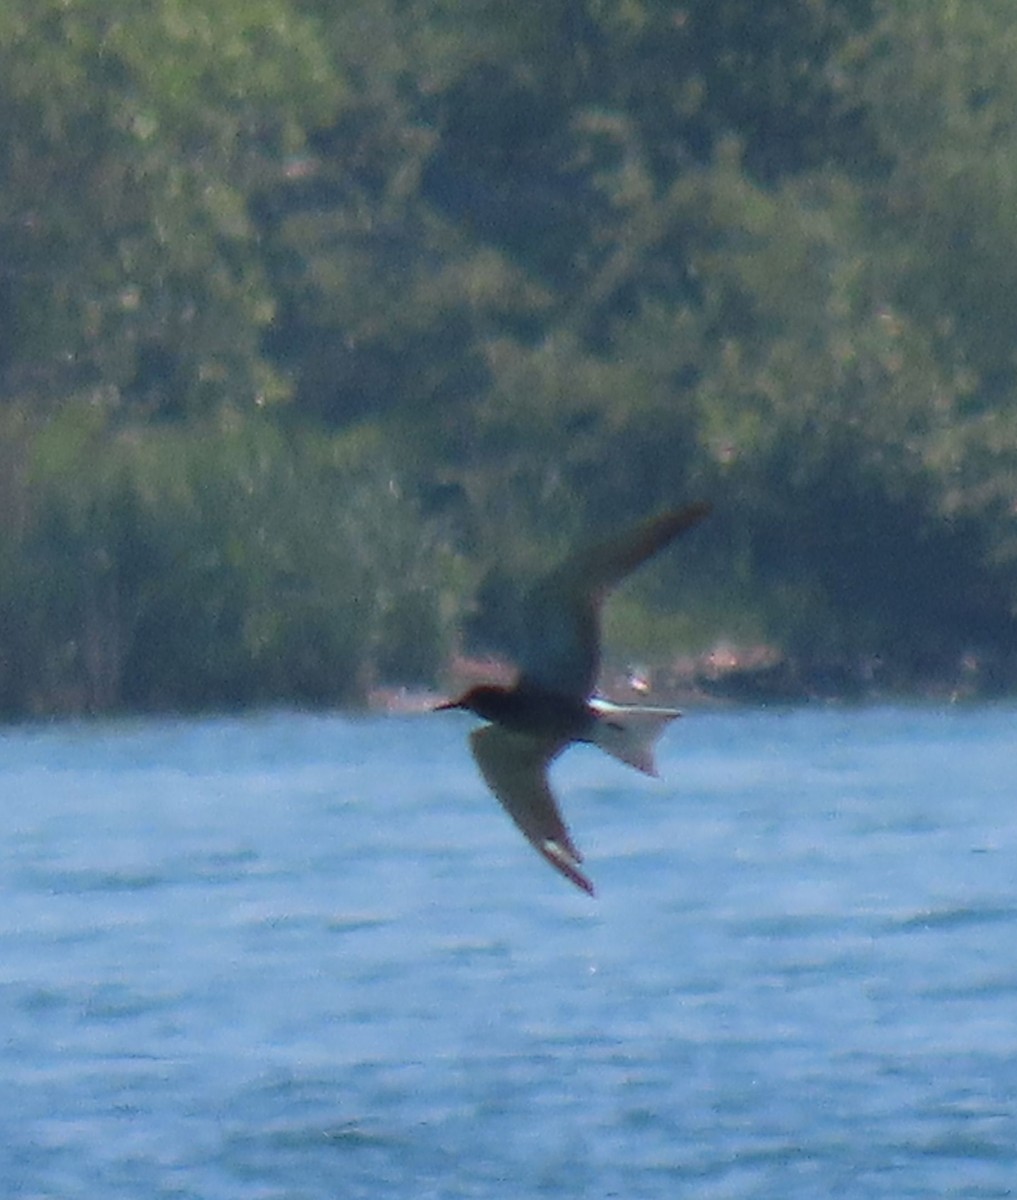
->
[[588, 698, 681, 776]]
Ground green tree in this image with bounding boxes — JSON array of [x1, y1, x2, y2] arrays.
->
[[0, 405, 462, 716], [0, 0, 340, 417], [841, 0, 1017, 555]]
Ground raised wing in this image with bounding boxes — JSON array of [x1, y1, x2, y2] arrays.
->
[[469, 725, 594, 896], [517, 503, 711, 698]]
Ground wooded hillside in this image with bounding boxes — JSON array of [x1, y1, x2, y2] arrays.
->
[[2, 0, 1016, 715]]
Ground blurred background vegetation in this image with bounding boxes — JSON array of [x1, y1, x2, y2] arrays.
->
[[1, 0, 1016, 716]]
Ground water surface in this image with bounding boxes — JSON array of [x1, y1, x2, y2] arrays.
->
[[1, 706, 1015, 1198]]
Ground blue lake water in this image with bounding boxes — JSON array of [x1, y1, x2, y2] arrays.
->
[[0, 705, 1015, 1199]]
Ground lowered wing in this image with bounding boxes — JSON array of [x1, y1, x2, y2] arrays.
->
[[469, 724, 594, 896]]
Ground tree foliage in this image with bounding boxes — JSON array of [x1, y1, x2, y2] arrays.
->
[[0, 405, 460, 716], [1, 0, 1017, 715], [0, 0, 340, 415]]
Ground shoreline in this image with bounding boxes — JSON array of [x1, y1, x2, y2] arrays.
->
[[369, 641, 1014, 714]]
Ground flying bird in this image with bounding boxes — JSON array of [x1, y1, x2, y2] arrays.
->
[[435, 502, 711, 895]]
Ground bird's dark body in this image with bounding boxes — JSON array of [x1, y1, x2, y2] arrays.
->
[[451, 684, 593, 742]]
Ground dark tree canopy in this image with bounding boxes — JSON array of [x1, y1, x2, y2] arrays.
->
[[1, 0, 1016, 715]]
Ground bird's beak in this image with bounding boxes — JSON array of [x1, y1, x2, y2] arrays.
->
[[432, 698, 460, 712]]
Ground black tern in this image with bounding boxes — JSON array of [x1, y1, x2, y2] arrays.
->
[[436, 502, 711, 895]]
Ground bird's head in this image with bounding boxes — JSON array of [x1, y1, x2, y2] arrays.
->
[[432, 685, 509, 722]]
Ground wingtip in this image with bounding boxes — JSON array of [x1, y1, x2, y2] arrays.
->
[[541, 839, 597, 897]]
